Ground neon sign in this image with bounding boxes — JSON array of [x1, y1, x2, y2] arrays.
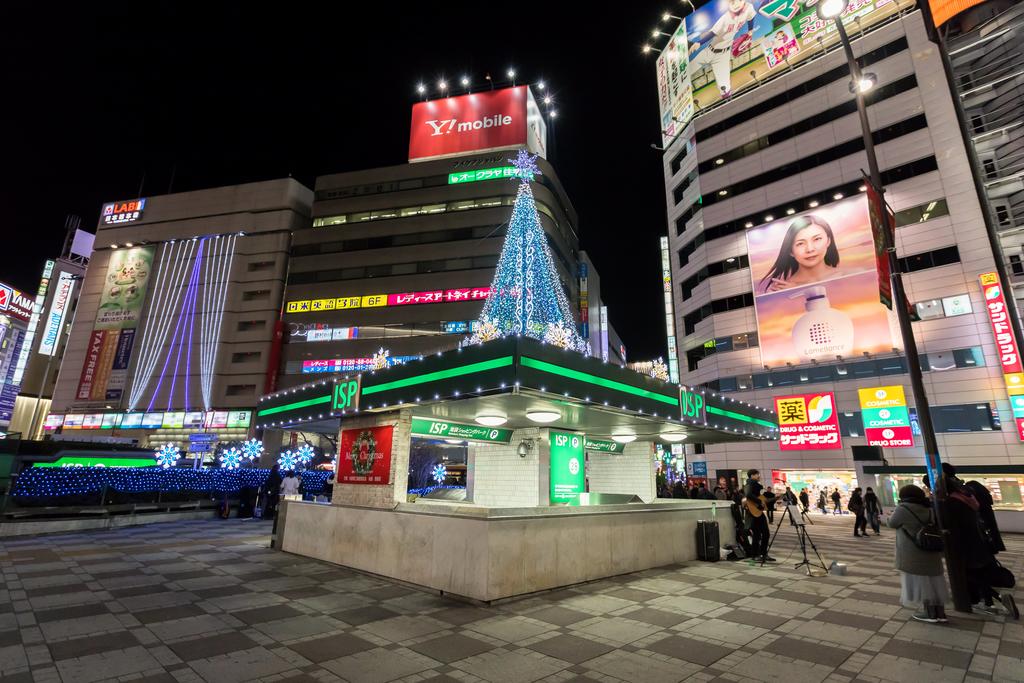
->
[[286, 287, 491, 314], [101, 198, 146, 225], [448, 167, 520, 185]]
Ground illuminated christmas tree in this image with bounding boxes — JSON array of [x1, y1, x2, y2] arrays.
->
[[468, 151, 587, 353]]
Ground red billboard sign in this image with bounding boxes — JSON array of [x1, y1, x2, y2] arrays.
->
[[980, 271, 1024, 441], [774, 392, 842, 451], [409, 86, 545, 162], [338, 425, 394, 485]]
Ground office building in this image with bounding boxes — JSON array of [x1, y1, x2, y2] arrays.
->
[[658, 3, 1024, 506]]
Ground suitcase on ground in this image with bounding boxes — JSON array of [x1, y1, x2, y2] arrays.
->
[[696, 520, 720, 562]]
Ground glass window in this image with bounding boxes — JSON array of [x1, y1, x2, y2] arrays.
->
[[895, 199, 949, 226], [915, 299, 944, 320], [954, 347, 984, 368], [391, 263, 416, 276], [445, 258, 472, 270], [931, 404, 996, 432], [942, 294, 972, 317]]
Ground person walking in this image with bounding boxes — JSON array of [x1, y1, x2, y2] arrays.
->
[[799, 488, 810, 514], [831, 488, 842, 515], [888, 484, 948, 623], [864, 486, 882, 535], [848, 487, 868, 537], [262, 464, 283, 520], [818, 489, 828, 514], [743, 470, 775, 562]]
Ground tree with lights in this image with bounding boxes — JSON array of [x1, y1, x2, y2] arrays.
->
[[467, 151, 587, 353]]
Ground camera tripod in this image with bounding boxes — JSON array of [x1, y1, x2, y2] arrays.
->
[[760, 505, 830, 576]]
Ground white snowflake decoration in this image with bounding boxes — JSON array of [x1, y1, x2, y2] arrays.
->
[[220, 447, 243, 470], [543, 322, 577, 350], [432, 463, 447, 484], [242, 438, 264, 462], [465, 317, 503, 346], [295, 444, 315, 465], [651, 358, 670, 382], [371, 347, 392, 371], [278, 450, 298, 470], [154, 443, 180, 469]]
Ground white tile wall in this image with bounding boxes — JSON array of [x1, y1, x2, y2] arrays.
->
[[467, 427, 543, 507], [587, 442, 656, 503]]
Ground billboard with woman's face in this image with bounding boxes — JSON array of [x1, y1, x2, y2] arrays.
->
[[745, 195, 893, 367]]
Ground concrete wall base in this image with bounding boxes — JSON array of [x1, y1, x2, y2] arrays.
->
[[0, 509, 218, 538]]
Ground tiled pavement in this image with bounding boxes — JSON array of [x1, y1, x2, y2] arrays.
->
[[1, 514, 1023, 683]]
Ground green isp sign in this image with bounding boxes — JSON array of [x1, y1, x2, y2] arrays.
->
[[332, 376, 362, 412], [584, 437, 624, 454], [550, 430, 585, 506], [410, 417, 512, 443], [680, 388, 706, 422], [447, 167, 520, 185]]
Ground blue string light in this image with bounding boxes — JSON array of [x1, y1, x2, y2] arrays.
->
[[11, 468, 331, 498]]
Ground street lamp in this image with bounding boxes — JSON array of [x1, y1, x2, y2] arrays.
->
[[817, 0, 971, 613]]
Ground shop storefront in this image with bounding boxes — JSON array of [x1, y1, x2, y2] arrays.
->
[[258, 337, 777, 602]]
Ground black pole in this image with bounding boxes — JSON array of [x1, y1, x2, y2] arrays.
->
[[832, 17, 972, 613]]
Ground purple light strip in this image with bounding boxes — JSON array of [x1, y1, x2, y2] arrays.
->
[[184, 240, 203, 411], [169, 240, 203, 410], [147, 241, 202, 413]]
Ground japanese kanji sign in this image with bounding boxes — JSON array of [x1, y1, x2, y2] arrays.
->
[[774, 392, 842, 451], [980, 272, 1024, 440]]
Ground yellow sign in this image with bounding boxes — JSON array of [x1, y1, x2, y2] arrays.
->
[[336, 296, 361, 309], [858, 386, 907, 409], [1006, 373, 1024, 395], [361, 294, 387, 307], [775, 397, 808, 424], [285, 300, 310, 313]]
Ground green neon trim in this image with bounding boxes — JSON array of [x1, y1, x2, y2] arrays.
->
[[256, 394, 331, 417], [520, 356, 679, 407], [361, 356, 514, 396], [707, 405, 776, 429]]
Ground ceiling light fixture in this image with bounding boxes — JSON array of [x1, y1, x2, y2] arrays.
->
[[475, 414, 508, 427], [526, 410, 560, 423]]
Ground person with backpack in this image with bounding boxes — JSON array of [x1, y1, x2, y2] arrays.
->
[[848, 487, 868, 537], [888, 484, 948, 623], [864, 486, 882, 536]]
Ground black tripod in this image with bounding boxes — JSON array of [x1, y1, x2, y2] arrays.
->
[[760, 505, 830, 576]]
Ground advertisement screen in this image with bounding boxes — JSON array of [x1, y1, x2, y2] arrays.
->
[[858, 385, 913, 448], [682, 0, 912, 111], [775, 392, 842, 450], [549, 430, 586, 505], [120, 413, 144, 428], [409, 86, 546, 162], [656, 20, 695, 146], [43, 413, 64, 430], [101, 413, 120, 429], [38, 271, 76, 356], [227, 410, 251, 428], [338, 425, 394, 484], [76, 245, 156, 401], [141, 412, 163, 429], [745, 195, 892, 367]]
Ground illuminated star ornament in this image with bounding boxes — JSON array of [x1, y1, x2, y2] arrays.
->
[[278, 450, 298, 470], [242, 438, 264, 462], [154, 443, 180, 469], [219, 447, 243, 470], [432, 463, 447, 484], [509, 149, 541, 182], [295, 444, 315, 465]]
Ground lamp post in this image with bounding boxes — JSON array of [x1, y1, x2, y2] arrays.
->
[[816, 0, 971, 612]]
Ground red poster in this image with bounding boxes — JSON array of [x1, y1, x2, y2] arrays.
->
[[338, 425, 394, 485], [866, 180, 894, 310], [76, 330, 106, 400], [409, 87, 529, 162], [774, 393, 842, 450], [980, 273, 1023, 374]]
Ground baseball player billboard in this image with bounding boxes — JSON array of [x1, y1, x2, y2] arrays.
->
[[682, 0, 912, 111]]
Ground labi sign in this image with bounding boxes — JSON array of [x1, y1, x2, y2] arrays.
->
[[410, 417, 512, 444]]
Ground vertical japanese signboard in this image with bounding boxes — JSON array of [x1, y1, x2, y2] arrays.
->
[[655, 19, 694, 146], [858, 385, 913, 448], [76, 246, 155, 401], [660, 236, 680, 384], [775, 393, 842, 450], [338, 425, 394, 484], [549, 430, 585, 505], [979, 272, 1024, 440]]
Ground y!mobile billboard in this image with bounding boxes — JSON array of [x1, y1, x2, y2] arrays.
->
[[677, 0, 912, 114], [745, 194, 893, 367], [409, 86, 547, 163], [775, 392, 842, 450]]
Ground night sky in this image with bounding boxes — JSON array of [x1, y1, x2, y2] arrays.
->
[[3, 1, 671, 359]]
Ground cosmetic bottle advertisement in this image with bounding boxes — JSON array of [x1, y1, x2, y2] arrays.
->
[[745, 195, 893, 367]]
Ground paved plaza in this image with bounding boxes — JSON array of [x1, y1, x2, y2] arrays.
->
[[0, 512, 1022, 683]]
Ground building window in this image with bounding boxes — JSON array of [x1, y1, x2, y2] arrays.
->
[[247, 260, 275, 272], [898, 246, 960, 273], [680, 255, 751, 300], [683, 292, 754, 335], [237, 320, 266, 332], [242, 290, 270, 301], [226, 384, 257, 397], [231, 351, 261, 363], [894, 199, 949, 226]]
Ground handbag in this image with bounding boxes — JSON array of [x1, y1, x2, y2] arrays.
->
[[987, 560, 1016, 589]]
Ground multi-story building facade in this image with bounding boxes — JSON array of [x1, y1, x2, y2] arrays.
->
[[660, 6, 1024, 506], [46, 179, 312, 448]]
